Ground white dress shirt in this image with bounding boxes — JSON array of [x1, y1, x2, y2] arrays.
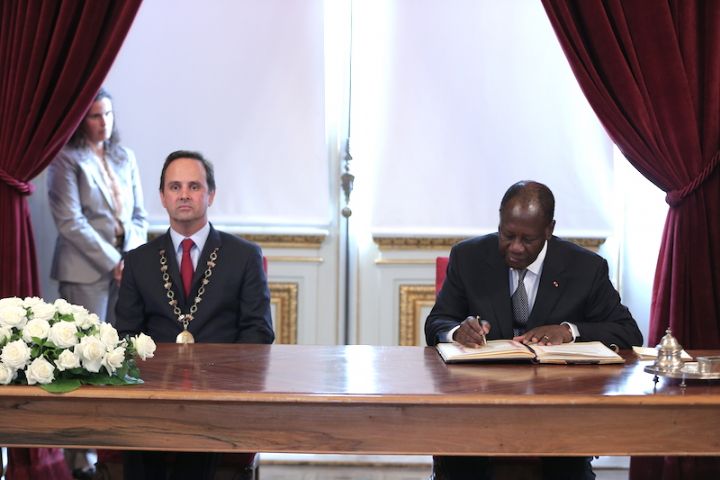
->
[[169, 222, 211, 271]]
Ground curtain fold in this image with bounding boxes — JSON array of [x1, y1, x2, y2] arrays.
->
[[0, 1, 142, 478], [541, 1, 720, 478], [540, 0, 720, 347]]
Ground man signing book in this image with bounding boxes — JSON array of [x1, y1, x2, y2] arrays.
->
[[425, 180, 643, 480]]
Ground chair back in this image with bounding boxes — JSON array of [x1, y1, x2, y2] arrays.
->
[[435, 256, 449, 295]]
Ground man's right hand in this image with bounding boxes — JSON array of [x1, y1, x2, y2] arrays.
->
[[452, 316, 491, 348]]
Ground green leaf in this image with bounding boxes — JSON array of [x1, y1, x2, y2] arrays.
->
[[41, 379, 82, 394], [83, 374, 113, 385]]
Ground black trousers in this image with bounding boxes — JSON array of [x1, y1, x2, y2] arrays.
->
[[432, 455, 596, 480], [123, 451, 218, 480]]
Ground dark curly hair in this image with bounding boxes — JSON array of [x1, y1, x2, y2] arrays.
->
[[67, 87, 122, 157]]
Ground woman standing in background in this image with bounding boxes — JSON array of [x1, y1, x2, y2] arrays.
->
[[47, 87, 147, 327], [47, 89, 147, 479], [46, 88, 148, 478]]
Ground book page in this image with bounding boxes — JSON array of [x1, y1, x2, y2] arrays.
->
[[530, 341, 623, 363], [437, 340, 534, 363]]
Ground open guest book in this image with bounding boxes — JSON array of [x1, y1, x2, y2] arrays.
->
[[437, 340, 624, 364]]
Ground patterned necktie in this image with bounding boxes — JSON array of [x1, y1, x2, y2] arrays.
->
[[512, 269, 529, 336], [180, 238, 195, 298]]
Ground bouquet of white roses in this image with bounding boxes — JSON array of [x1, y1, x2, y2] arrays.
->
[[0, 296, 156, 393]]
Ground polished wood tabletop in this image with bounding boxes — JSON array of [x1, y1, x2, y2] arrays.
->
[[1, 344, 718, 456]]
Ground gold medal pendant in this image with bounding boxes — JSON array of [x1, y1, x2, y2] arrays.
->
[[176, 329, 195, 344]]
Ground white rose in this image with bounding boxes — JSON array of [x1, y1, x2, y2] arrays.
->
[[28, 302, 56, 322], [99, 323, 120, 349], [27, 316, 51, 337], [22, 318, 51, 343], [75, 312, 100, 330], [132, 333, 157, 360], [22, 296, 45, 308], [25, 356, 56, 385], [0, 297, 23, 309], [53, 298, 73, 315], [76, 336, 105, 373], [1, 339, 31, 370], [102, 346, 126, 374], [0, 326, 12, 344], [55, 349, 81, 371], [0, 362, 16, 385], [47, 321, 79, 348], [0, 305, 28, 329], [70, 303, 89, 319]]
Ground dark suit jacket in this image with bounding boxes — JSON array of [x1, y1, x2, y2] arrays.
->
[[425, 234, 642, 349], [116, 225, 274, 344]]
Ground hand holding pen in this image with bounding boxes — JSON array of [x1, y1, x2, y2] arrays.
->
[[453, 315, 491, 348]]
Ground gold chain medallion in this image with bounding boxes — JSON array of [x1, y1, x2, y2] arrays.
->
[[159, 247, 219, 343]]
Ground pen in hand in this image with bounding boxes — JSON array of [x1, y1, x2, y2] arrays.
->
[[476, 315, 487, 347]]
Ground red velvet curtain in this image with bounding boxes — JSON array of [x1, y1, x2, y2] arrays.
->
[[0, 1, 141, 478], [0, 0, 142, 298], [541, 0, 720, 348], [542, 1, 720, 478]]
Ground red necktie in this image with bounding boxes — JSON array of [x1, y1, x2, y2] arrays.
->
[[180, 238, 195, 298]]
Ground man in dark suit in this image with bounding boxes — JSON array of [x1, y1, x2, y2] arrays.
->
[[425, 180, 642, 480], [116, 150, 273, 479]]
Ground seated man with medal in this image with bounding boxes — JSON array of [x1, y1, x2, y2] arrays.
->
[[116, 150, 274, 479]]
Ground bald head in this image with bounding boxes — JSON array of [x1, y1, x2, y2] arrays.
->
[[499, 181, 555, 224], [497, 181, 556, 269]]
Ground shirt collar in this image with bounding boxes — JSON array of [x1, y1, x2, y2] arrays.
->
[[169, 222, 211, 254], [522, 239, 548, 276]]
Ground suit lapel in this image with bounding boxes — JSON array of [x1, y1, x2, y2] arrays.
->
[[190, 225, 222, 297], [485, 254, 514, 339], [81, 154, 115, 210], [528, 238, 565, 329]]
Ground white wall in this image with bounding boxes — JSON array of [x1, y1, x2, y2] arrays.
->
[[350, 0, 615, 238], [103, 0, 330, 227]]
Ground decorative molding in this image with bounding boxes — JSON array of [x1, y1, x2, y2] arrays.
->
[[375, 259, 435, 265], [398, 285, 436, 346], [148, 230, 326, 249], [374, 235, 605, 252], [269, 282, 299, 344], [267, 256, 324, 264], [567, 237, 605, 252], [375, 237, 465, 251], [243, 234, 326, 249]]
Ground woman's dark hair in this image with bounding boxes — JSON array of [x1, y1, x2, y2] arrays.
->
[[68, 87, 122, 156]]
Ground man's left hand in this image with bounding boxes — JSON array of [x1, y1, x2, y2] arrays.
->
[[513, 324, 572, 345]]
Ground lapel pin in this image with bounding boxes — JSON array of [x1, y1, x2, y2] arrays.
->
[[552, 281, 559, 288]]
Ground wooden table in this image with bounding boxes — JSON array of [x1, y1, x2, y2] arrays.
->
[[1, 344, 718, 456]]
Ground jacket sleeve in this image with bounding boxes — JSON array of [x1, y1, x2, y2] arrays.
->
[[574, 258, 643, 349], [235, 244, 275, 344], [115, 249, 146, 337], [47, 150, 121, 273], [425, 246, 467, 346], [119, 148, 148, 252]]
